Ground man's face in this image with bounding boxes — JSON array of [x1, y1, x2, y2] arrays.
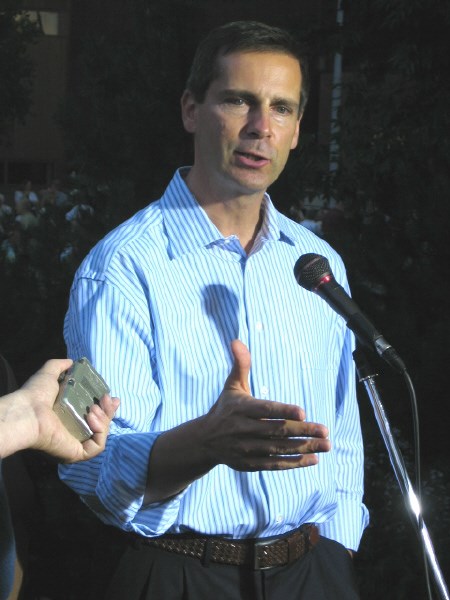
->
[[182, 51, 302, 201]]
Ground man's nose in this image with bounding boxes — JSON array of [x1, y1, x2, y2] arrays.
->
[[246, 106, 271, 138]]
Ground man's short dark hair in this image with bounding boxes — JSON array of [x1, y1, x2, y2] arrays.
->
[[186, 21, 309, 116]]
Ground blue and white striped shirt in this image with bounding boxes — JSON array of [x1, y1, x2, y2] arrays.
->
[[59, 168, 369, 550]]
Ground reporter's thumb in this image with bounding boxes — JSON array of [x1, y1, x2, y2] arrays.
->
[[225, 339, 251, 394]]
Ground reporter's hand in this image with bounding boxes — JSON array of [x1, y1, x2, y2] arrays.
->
[[22, 358, 119, 462]]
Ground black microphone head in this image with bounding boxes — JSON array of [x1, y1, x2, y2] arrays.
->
[[294, 253, 332, 291]]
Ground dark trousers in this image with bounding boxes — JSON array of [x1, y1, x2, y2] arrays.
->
[[94, 531, 360, 600]]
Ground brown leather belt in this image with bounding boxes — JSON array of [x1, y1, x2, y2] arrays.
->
[[134, 524, 319, 570]]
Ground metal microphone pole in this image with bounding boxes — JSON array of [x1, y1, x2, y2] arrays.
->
[[353, 349, 449, 600]]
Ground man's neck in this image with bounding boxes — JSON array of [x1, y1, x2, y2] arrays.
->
[[185, 170, 266, 253]]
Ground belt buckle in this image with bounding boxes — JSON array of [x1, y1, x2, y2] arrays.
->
[[253, 537, 280, 571]]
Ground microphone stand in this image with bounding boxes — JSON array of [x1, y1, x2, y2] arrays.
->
[[353, 349, 449, 600]]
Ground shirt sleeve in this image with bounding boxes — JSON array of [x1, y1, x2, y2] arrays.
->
[[319, 297, 370, 550], [58, 272, 188, 536]]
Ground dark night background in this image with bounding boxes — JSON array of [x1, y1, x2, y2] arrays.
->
[[1, 1, 449, 598]]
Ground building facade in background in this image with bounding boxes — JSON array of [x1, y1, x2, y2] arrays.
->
[[0, 0, 336, 204], [0, 0, 72, 200]]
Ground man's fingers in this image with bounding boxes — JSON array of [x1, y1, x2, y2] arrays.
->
[[228, 434, 331, 459], [259, 436, 331, 455], [257, 416, 329, 439], [224, 395, 307, 425], [224, 340, 251, 393], [229, 453, 323, 472]]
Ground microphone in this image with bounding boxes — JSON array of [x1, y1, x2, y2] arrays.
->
[[294, 253, 406, 373]]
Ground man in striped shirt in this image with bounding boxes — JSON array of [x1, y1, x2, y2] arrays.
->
[[60, 21, 368, 599]]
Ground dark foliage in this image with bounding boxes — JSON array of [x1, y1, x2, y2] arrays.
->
[[0, 1, 40, 139], [330, 0, 450, 453]]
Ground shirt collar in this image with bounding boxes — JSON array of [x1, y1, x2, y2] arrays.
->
[[161, 168, 294, 259]]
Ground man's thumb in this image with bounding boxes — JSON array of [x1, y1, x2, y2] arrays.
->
[[225, 339, 251, 393]]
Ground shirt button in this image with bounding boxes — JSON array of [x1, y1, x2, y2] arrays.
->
[[260, 385, 269, 398], [276, 515, 283, 524], [255, 321, 263, 331]]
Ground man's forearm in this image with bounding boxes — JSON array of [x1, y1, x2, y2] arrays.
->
[[144, 415, 214, 504]]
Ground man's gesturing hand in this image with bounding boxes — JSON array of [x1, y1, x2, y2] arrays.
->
[[202, 340, 331, 471], [145, 340, 331, 504]]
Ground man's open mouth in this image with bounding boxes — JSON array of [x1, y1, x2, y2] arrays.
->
[[236, 151, 267, 162]]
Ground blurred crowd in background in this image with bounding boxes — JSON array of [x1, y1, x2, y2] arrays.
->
[[0, 177, 97, 269]]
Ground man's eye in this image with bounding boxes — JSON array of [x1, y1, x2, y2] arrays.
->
[[225, 97, 245, 106], [275, 105, 292, 115]]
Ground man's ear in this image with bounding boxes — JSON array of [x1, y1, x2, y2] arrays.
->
[[181, 89, 198, 134]]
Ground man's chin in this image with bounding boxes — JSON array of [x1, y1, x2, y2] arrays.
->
[[225, 170, 277, 198]]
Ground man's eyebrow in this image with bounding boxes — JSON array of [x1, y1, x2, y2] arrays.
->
[[219, 89, 257, 102]]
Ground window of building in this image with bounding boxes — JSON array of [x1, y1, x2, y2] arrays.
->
[[26, 11, 60, 36]]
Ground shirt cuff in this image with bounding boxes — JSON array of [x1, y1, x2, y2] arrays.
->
[[97, 431, 189, 537], [97, 431, 155, 528]]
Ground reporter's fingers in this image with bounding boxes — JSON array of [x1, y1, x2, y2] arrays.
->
[[22, 358, 73, 394], [98, 394, 120, 419], [86, 395, 119, 432], [38, 358, 73, 378]]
